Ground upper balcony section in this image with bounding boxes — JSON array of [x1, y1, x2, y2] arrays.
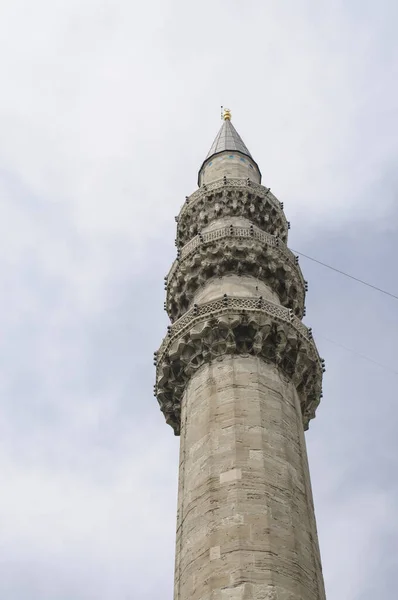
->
[[176, 178, 289, 248]]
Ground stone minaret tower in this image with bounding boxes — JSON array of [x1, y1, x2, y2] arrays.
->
[[155, 109, 326, 600]]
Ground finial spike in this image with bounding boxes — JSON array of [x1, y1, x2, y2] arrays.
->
[[223, 107, 231, 121]]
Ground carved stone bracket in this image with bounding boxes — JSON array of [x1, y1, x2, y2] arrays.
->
[[183, 178, 282, 217], [155, 296, 323, 435], [176, 181, 289, 247], [166, 238, 305, 321], [173, 224, 299, 270]]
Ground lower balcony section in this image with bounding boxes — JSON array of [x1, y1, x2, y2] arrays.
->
[[155, 296, 323, 435]]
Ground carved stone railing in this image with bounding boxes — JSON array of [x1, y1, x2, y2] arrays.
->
[[165, 230, 306, 321], [176, 181, 289, 247], [184, 177, 282, 214], [172, 225, 298, 272], [154, 296, 324, 435]]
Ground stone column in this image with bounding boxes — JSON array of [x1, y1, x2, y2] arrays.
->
[[155, 177, 325, 600], [174, 356, 326, 600]]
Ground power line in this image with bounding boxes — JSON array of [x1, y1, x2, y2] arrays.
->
[[318, 335, 398, 376], [293, 250, 398, 301], [291, 250, 398, 374]]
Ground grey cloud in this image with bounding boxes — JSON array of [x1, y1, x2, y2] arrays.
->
[[0, 0, 397, 598]]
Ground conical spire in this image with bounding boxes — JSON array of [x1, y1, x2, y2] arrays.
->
[[198, 109, 261, 186], [205, 111, 253, 161]]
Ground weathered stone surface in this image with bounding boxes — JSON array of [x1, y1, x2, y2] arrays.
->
[[199, 152, 261, 186], [193, 275, 280, 306], [173, 357, 326, 600]]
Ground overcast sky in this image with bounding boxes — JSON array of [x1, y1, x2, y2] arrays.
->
[[0, 1, 397, 598]]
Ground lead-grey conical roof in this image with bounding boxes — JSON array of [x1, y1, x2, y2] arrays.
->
[[205, 119, 253, 160]]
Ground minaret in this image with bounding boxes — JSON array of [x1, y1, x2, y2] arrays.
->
[[155, 110, 326, 600]]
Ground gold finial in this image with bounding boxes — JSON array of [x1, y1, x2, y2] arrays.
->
[[223, 107, 231, 121]]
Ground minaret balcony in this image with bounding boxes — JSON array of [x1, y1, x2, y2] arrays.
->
[[165, 224, 306, 322], [176, 178, 289, 247], [154, 295, 323, 436]]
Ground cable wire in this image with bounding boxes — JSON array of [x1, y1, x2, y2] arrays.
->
[[318, 335, 398, 376], [292, 250, 398, 301]]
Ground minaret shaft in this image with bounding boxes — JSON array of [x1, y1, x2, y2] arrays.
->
[[155, 114, 326, 600], [174, 356, 325, 600]]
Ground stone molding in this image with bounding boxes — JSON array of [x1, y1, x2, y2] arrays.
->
[[176, 179, 289, 247], [185, 177, 282, 215], [154, 296, 324, 435], [173, 224, 299, 270], [165, 230, 306, 321]]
